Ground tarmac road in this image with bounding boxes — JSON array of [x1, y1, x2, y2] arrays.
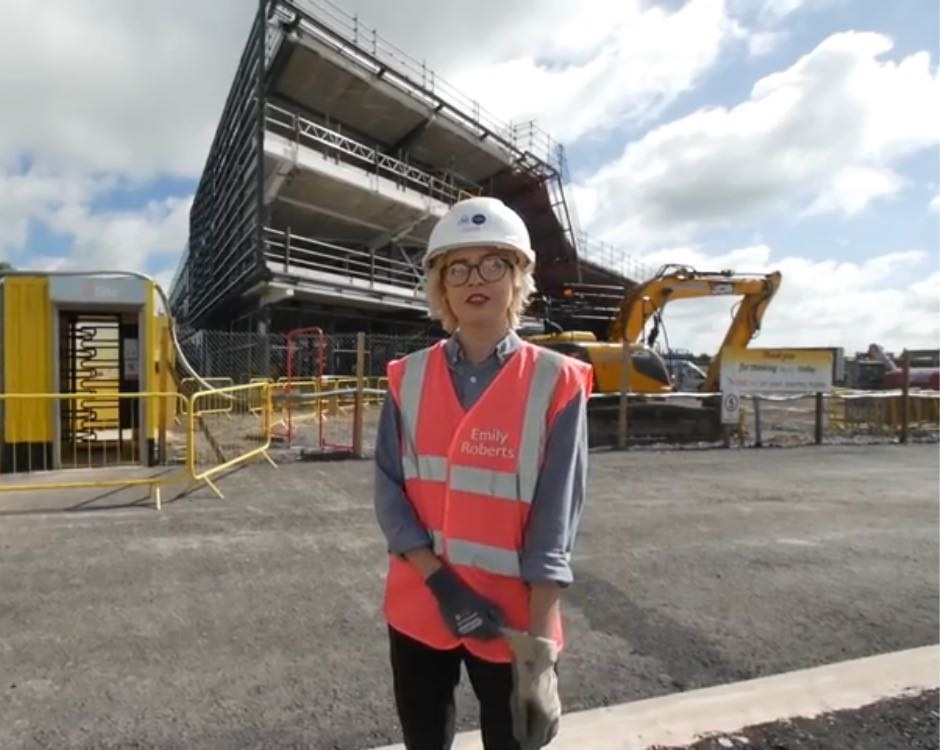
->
[[0, 443, 937, 749]]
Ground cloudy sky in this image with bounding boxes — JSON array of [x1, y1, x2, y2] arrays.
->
[[1, 0, 937, 356]]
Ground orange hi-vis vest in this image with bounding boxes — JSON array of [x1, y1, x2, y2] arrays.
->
[[383, 338, 593, 664]]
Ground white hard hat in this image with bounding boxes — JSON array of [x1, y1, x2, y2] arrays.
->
[[423, 196, 535, 272]]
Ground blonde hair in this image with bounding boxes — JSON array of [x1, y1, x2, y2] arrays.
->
[[424, 251, 537, 333]]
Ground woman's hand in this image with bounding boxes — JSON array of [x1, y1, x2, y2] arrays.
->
[[424, 565, 506, 640]]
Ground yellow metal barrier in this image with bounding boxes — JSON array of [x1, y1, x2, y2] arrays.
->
[[0, 391, 189, 510], [373, 376, 388, 401], [187, 382, 277, 499], [246, 378, 275, 414], [0, 384, 281, 510], [177, 377, 235, 416], [830, 390, 940, 435], [270, 379, 325, 431]]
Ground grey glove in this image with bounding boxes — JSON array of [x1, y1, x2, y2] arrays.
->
[[424, 565, 505, 640], [503, 627, 561, 749]]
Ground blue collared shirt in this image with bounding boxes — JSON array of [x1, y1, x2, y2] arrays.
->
[[372, 330, 588, 585]]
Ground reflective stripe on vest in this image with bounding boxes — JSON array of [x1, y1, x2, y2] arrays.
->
[[446, 537, 521, 578], [399, 345, 431, 474], [402, 454, 447, 482], [424, 531, 520, 578]]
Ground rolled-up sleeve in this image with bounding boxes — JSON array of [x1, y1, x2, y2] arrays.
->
[[521, 387, 589, 586], [373, 394, 433, 555]]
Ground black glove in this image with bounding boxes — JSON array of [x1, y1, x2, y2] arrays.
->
[[425, 565, 505, 640]]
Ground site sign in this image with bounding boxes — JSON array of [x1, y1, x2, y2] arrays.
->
[[720, 347, 834, 395]]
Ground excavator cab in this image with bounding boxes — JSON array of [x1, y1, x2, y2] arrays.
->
[[526, 329, 675, 393]]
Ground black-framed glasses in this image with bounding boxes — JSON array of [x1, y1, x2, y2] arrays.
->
[[443, 254, 512, 287]]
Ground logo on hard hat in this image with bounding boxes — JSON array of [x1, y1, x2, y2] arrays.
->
[[472, 214, 486, 225]]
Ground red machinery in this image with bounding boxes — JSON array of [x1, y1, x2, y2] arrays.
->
[[868, 344, 940, 390]]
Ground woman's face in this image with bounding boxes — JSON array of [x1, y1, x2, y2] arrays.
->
[[440, 246, 516, 331]]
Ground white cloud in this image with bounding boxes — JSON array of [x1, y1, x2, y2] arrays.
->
[[929, 194, 940, 214], [747, 30, 786, 57], [802, 164, 904, 217], [0, 163, 188, 274], [732, 0, 839, 26], [329, 0, 741, 143], [0, 166, 114, 255], [758, 0, 809, 23], [441, 0, 741, 143], [0, 0, 249, 272], [0, 0, 256, 179], [627, 244, 938, 355], [577, 31, 940, 248], [45, 196, 192, 271]]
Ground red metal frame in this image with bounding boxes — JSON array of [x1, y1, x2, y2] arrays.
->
[[285, 326, 326, 448], [282, 326, 355, 453]]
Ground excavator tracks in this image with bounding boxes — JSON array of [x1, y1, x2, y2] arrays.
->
[[586, 395, 724, 447]]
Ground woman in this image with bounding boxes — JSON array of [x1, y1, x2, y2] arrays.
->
[[373, 196, 593, 750]]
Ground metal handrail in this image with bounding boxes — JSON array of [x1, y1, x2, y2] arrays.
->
[[272, 0, 562, 169], [265, 103, 473, 204], [575, 232, 656, 283], [263, 227, 424, 290]]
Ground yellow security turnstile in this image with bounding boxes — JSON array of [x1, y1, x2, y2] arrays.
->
[[0, 274, 170, 474]]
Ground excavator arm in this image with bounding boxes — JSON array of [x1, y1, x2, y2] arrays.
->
[[702, 271, 782, 391], [608, 264, 782, 391]]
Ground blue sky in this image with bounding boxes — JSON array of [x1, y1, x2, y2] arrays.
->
[[687, 0, 939, 272], [561, 1, 939, 267], [0, 0, 937, 354]]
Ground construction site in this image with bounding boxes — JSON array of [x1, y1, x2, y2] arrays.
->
[[0, 1, 938, 748]]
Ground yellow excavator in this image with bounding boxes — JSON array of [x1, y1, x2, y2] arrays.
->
[[527, 263, 783, 444]]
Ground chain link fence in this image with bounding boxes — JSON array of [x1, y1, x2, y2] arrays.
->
[[176, 329, 440, 383], [175, 329, 441, 458]]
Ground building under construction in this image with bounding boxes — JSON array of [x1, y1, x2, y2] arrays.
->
[[168, 0, 646, 338]]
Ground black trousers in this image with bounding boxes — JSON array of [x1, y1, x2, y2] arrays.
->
[[388, 625, 522, 750]]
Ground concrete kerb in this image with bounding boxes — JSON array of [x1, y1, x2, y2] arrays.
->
[[366, 645, 939, 750]]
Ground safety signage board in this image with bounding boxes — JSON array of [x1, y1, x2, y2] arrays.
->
[[720, 389, 740, 424], [720, 347, 834, 395]]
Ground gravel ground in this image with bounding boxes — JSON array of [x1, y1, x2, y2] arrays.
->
[[0, 443, 936, 749], [652, 689, 940, 750], [183, 402, 383, 467]]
